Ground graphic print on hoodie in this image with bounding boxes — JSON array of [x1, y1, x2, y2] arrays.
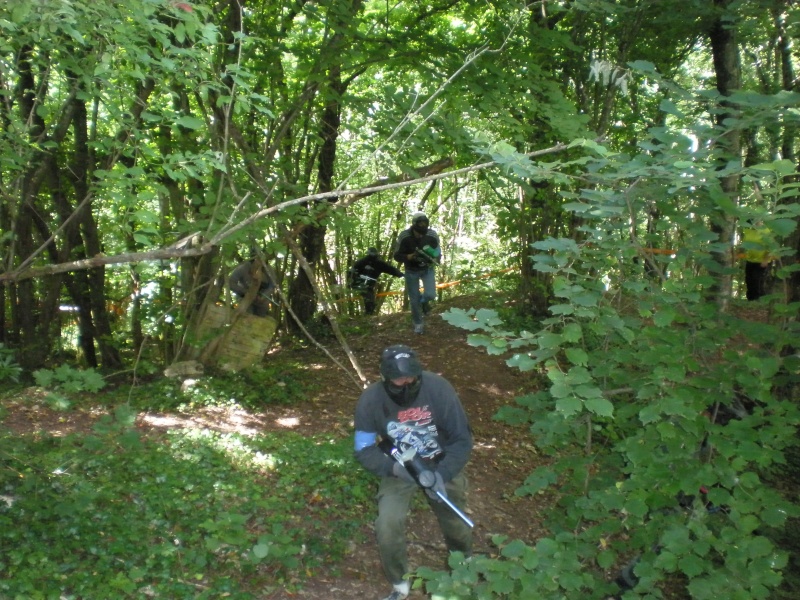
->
[[386, 405, 443, 462]]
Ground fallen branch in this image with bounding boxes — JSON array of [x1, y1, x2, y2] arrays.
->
[[0, 142, 568, 283]]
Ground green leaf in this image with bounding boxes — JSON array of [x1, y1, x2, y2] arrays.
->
[[175, 115, 204, 130], [678, 554, 705, 578], [466, 333, 493, 348], [565, 348, 588, 366], [745, 536, 773, 558], [653, 306, 676, 327], [506, 353, 540, 372], [628, 60, 657, 73], [500, 539, 528, 559], [597, 550, 617, 569], [555, 396, 582, 417], [624, 497, 648, 519], [659, 99, 684, 117], [760, 506, 788, 528], [562, 323, 582, 342], [767, 218, 797, 236], [535, 537, 559, 556], [489, 577, 515, 594], [639, 403, 661, 424], [519, 466, 559, 495], [585, 396, 614, 417], [538, 332, 563, 349], [252, 543, 270, 559], [564, 366, 592, 385]]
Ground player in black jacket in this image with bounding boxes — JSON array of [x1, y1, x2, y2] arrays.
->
[[392, 212, 441, 334], [348, 247, 404, 315]]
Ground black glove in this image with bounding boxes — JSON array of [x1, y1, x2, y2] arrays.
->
[[424, 471, 447, 502], [392, 462, 415, 483]]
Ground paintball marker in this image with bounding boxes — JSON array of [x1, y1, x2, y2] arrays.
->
[[349, 271, 377, 290], [415, 245, 440, 265], [378, 438, 474, 528]]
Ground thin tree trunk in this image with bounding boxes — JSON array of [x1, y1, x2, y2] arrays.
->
[[707, 0, 742, 308]]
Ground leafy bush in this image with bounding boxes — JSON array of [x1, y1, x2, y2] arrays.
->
[[0, 344, 22, 384], [431, 134, 800, 598], [32, 365, 107, 410]]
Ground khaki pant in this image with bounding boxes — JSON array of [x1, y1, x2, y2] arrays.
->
[[374, 472, 472, 585]]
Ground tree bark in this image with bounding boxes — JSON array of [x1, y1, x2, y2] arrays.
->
[[707, 0, 742, 308]]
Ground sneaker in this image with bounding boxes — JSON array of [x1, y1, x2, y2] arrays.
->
[[381, 583, 409, 600], [413, 323, 424, 334]]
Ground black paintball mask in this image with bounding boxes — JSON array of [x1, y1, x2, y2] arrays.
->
[[412, 213, 429, 235], [380, 345, 423, 407]]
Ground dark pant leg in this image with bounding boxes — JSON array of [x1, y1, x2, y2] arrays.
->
[[427, 472, 472, 556], [375, 476, 417, 585], [745, 261, 766, 300], [363, 286, 377, 314]]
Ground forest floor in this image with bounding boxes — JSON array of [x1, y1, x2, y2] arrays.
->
[[3, 295, 799, 599], [2, 295, 554, 600]]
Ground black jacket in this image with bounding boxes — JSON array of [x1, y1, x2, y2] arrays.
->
[[349, 255, 403, 289], [393, 227, 441, 271]]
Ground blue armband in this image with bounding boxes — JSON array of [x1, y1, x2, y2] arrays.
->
[[355, 430, 377, 452]]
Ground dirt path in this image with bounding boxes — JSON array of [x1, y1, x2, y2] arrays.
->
[[258, 301, 549, 598]]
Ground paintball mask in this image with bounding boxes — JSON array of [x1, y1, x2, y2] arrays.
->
[[367, 247, 379, 258], [411, 212, 429, 235], [380, 345, 423, 406]]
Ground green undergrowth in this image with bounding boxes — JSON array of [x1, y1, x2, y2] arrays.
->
[[106, 361, 317, 413], [0, 409, 373, 598]]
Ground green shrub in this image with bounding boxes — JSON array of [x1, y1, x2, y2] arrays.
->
[[32, 365, 106, 410], [0, 344, 22, 384]]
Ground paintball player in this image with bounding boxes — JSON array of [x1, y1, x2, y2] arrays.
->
[[393, 212, 441, 334], [354, 345, 473, 600], [348, 247, 404, 315], [741, 223, 773, 301], [228, 258, 275, 317]]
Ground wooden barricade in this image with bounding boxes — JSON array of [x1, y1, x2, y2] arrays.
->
[[196, 304, 277, 372]]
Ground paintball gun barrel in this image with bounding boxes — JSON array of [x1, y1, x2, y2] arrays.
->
[[378, 438, 474, 529]]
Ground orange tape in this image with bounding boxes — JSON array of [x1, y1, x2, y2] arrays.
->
[[375, 267, 514, 298]]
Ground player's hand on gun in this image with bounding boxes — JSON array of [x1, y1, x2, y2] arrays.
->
[[415, 245, 440, 264], [424, 471, 447, 502]]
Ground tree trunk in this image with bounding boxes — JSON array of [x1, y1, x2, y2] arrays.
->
[[71, 96, 123, 368], [707, 0, 742, 308], [772, 5, 800, 303], [288, 63, 345, 327]]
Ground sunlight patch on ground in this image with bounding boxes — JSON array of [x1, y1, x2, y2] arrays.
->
[[479, 382, 513, 397], [139, 406, 267, 436], [137, 406, 305, 435]]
